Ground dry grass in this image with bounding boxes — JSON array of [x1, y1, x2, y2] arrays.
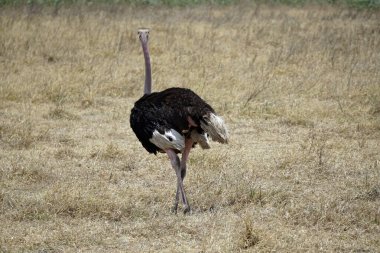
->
[[1, 3, 380, 252]]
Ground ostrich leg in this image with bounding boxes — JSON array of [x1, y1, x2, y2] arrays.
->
[[166, 149, 190, 214], [171, 139, 194, 213]]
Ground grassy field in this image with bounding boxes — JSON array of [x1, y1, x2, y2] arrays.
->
[[1, 2, 380, 252]]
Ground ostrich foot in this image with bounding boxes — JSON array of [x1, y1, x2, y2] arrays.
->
[[171, 203, 178, 214], [183, 205, 191, 214]]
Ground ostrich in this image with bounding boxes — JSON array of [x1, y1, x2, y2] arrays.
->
[[130, 28, 228, 214]]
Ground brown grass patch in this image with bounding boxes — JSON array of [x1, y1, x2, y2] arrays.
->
[[1, 3, 379, 252]]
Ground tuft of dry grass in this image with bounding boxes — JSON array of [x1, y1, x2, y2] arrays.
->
[[1, 2, 380, 252], [238, 217, 261, 249], [0, 119, 36, 149]]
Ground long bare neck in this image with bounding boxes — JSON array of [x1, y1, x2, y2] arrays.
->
[[141, 40, 151, 95]]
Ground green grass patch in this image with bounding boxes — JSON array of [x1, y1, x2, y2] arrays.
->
[[1, 0, 380, 8], [0, 0, 236, 6]]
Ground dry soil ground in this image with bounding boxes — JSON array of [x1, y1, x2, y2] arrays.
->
[[0, 3, 380, 252]]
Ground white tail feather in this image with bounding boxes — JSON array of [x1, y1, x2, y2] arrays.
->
[[200, 113, 229, 144], [150, 129, 185, 152]]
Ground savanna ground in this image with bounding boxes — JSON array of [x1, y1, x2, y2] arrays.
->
[[1, 1, 380, 252]]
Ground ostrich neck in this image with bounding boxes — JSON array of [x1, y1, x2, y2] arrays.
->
[[142, 42, 152, 95]]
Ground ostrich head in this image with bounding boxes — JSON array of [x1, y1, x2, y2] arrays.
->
[[138, 28, 150, 44], [138, 28, 151, 95]]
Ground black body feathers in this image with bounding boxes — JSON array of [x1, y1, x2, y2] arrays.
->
[[130, 87, 215, 154]]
